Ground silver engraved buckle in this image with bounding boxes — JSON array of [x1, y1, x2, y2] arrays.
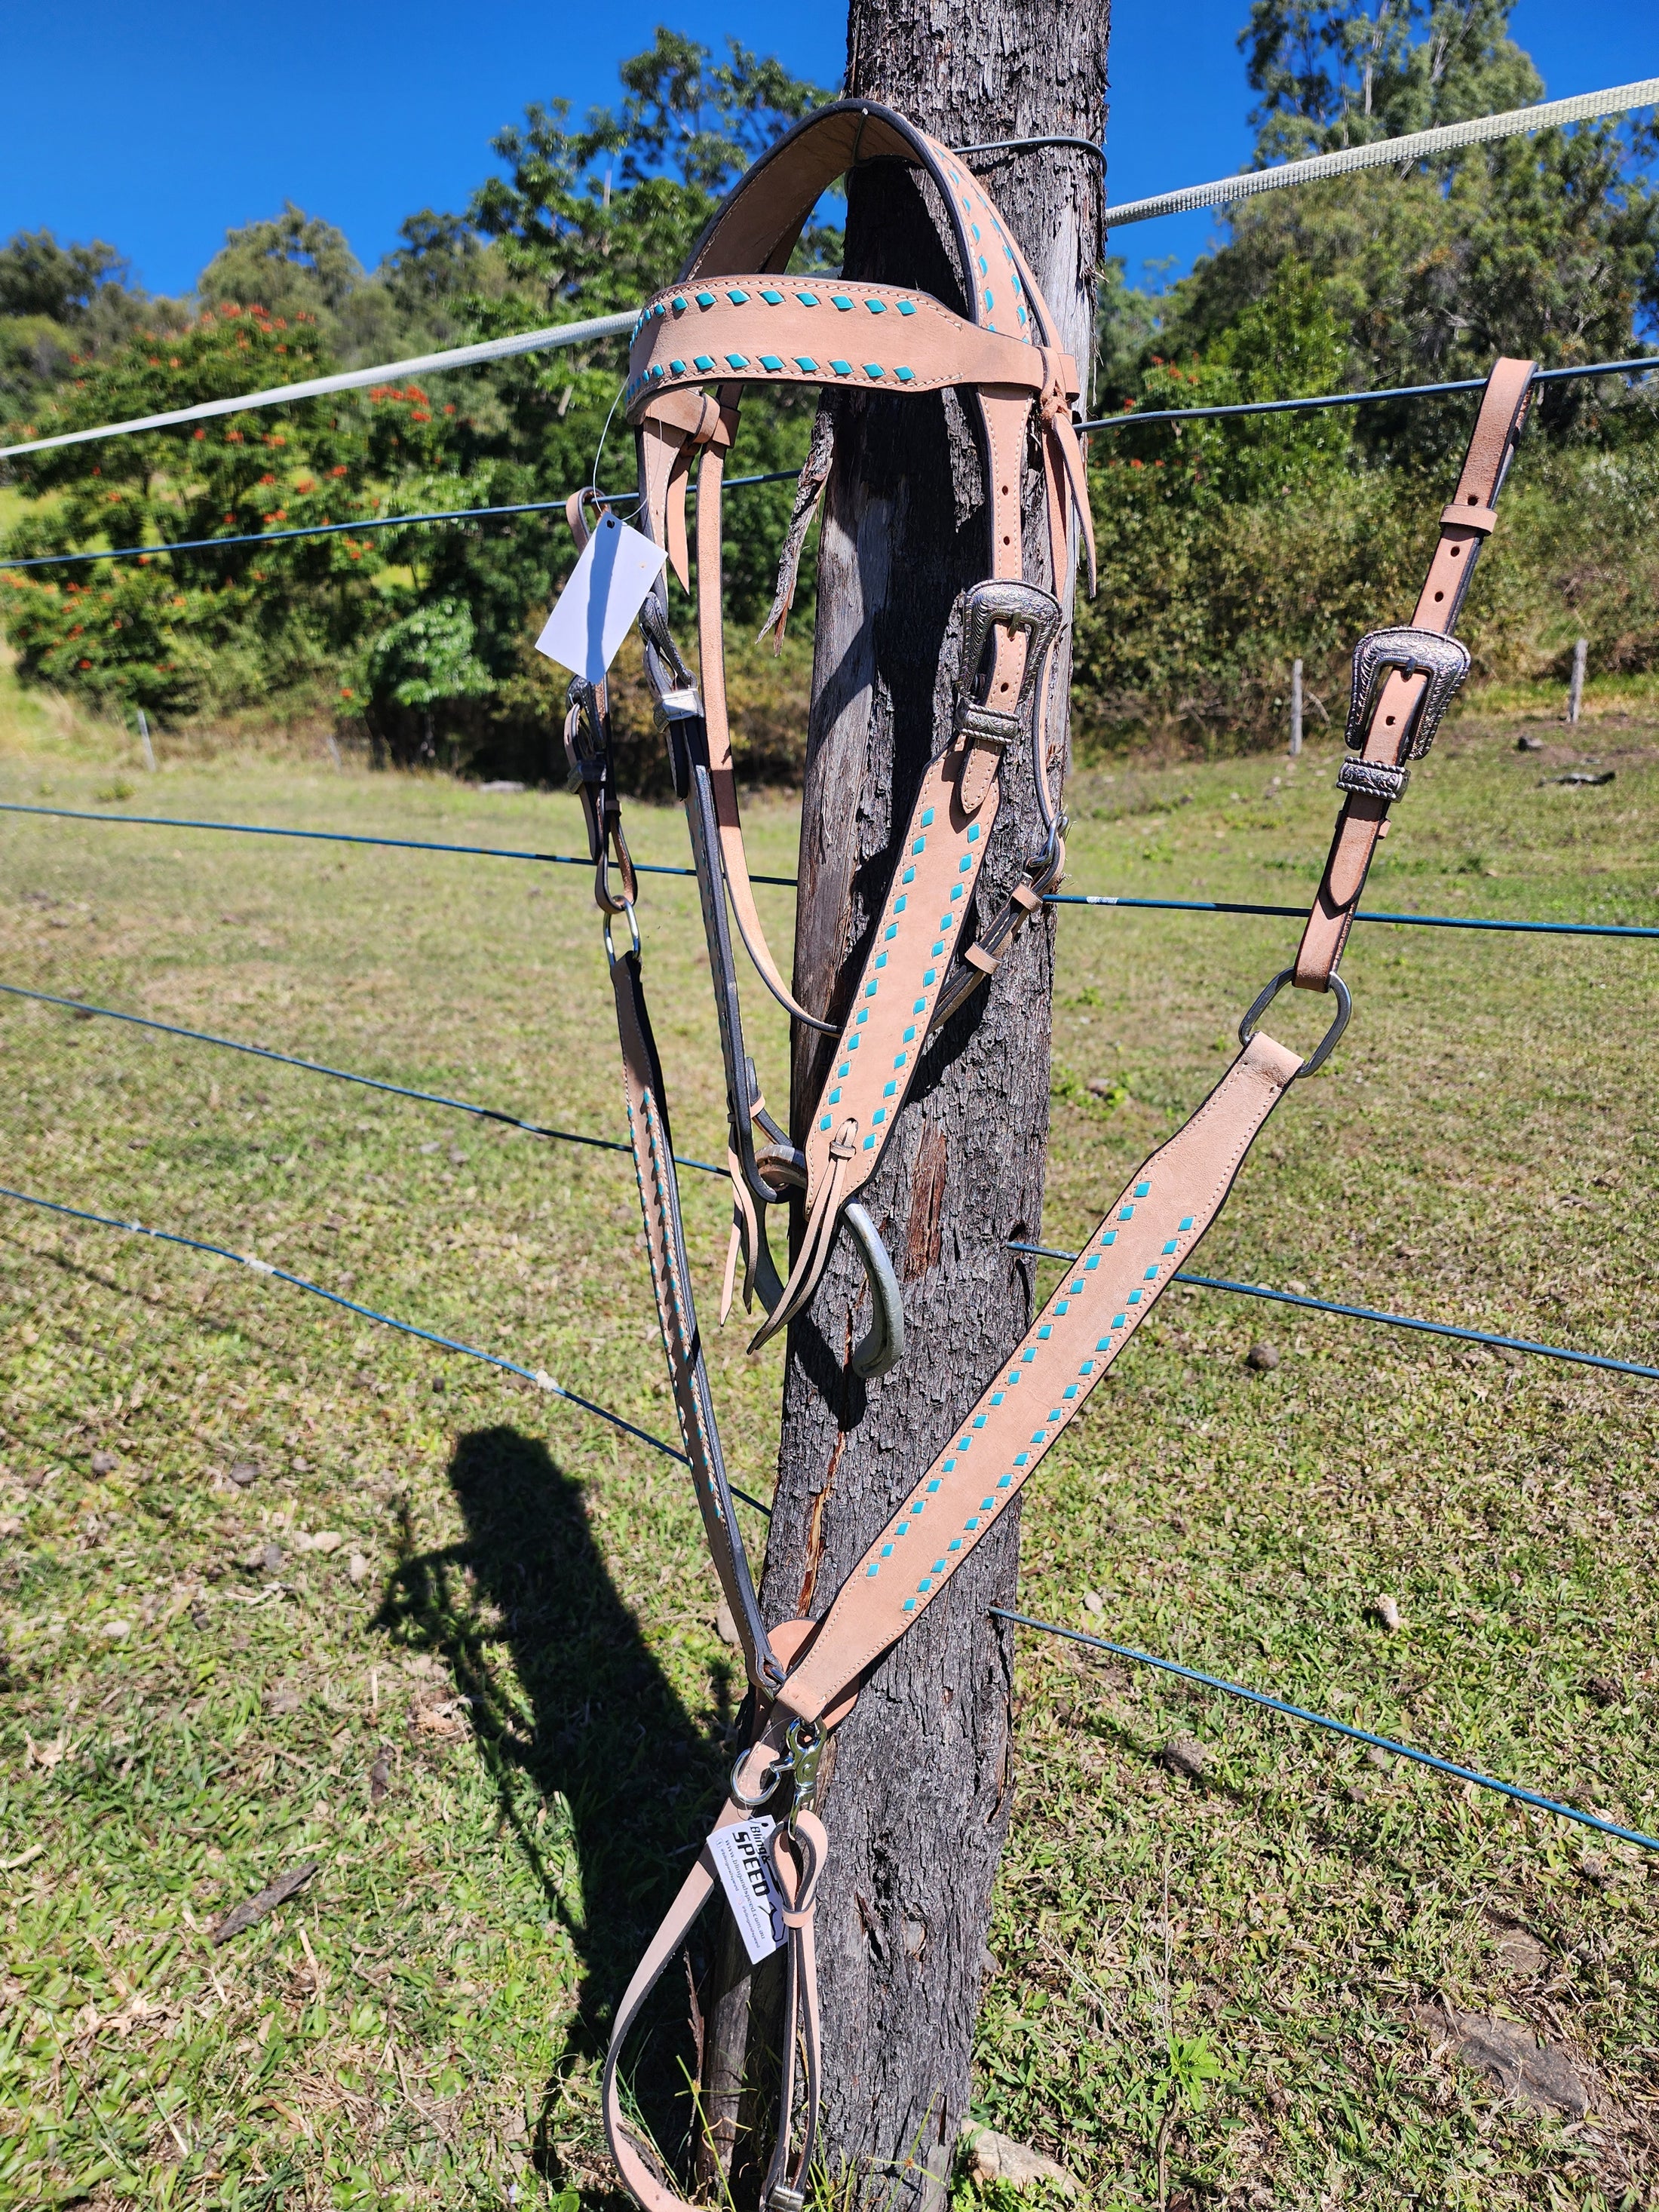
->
[[952, 578, 1062, 750], [1345, 625, 1470, 761]]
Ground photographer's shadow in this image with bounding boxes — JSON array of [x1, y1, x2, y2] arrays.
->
[[376, 1424, 738, 2187]]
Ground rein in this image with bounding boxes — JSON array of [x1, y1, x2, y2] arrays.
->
[[569, 94, 1535, 2211]]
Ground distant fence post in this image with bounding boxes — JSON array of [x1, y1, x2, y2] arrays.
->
[[135, 708, 157, 773], [1289, 658, 1304, 755], [1566, 637, 1587, 727]]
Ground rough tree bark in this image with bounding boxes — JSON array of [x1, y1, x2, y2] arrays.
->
[[713, 8, 1110, 2205]]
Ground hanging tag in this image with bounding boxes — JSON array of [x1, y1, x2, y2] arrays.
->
[[705, 1816, 787, 1965], [535, 509, 667, 683]]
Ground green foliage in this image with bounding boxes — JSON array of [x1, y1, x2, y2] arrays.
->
[[1240, 0, 1541, 161], [0, 305, 431, 714], [363, 596, 493, 710], [0, 229, 130, 321]]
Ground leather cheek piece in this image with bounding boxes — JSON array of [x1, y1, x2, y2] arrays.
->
[[774, 1030, 1303, 1727], [799, 758, 1003, 1207], [1293, 355, 1535, 991]]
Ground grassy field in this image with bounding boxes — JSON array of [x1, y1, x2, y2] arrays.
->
[[0, 676, 1654, 2210]]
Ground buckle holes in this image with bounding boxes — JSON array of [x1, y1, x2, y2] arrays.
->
[[1451, 545, 1461, 557], [1434, 590, 1445, 601], [1385, 714, 1395, 726]]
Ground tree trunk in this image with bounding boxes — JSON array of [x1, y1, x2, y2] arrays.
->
[[737, 9, 1109, 2205]]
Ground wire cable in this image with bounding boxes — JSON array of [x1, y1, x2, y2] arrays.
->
[[3, 802, 1646, 940], [12, 977, 1645, 1382], [1052, 891, 1659, 940], [0, 497, 572, 573], [0, 980, 725, 1177], [991, 1606, 1659, 1852], [0, 800, 793, 885], [1103, 77, 1659, 227], [1076, 354, 1656, 434], [7, 359, 1652, 573], [1008, 1242, 1659, 1380], [0, 308, 639, 463], [0, 1180, 686, 1465]]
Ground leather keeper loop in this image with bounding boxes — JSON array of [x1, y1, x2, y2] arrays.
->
[[1336, 756, 1410, 803], [1441, 500, 1498, 534]]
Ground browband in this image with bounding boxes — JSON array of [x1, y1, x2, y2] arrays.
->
[[576, 94, 1538, 2207]]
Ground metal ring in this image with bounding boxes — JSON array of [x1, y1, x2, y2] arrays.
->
[[730, 1747, 788, 1810], [1237, 968, 1351, 1077], [603, 902, 642, 968]]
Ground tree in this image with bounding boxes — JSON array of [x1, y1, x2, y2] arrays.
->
[[0, 305, 431, 716], [1153, 2, 1659, 432], [698, 5, 1109, 2203]]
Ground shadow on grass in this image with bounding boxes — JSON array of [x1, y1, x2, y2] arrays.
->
[[376, 1422, 740, 2198]]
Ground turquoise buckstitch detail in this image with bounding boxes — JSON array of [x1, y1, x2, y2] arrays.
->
[[828, 1088, 841, 1104], [1055, 1299, 1069, 1315], [893, 1051, 906, 1069], [967, 823, 980, 842], [795, 354, 818, 372], [949, 1539, 963, 1552], [875, 953, 887, 969], [1179, 1214, 1194, 1231], [866, 1563, 879, 1578], [1136, 1181, 1151, 1196], [863, 1135, 875, 1149], [921, 808, 935, 826], [884, 924, 897, 941], [830, 360, 851, 375], [693, 354, 714, 371], [1164, 1240, 1179, 1256], [903, 1025, 917, 1042], [931, 940, 945, 957], [1102, 1230, 1117, 1246], [671, 295, 686, 311], [1112, 1313, 1126, 1327], [1127, 1290, 1142, 1305], [1063, 1386, 1079, 1401], [728, 288, 750, 304], [670, 359, 686, 374], [894, 895, 907, 914], [912, 999, 926, 1014], [831, 294, 853, 311], [902, 867, 915, 885], [796, 291, 819, 306], [872, 1108, 885, 1125], [903, 1598, 917, 1610], [1037, 1324, 1052, 1340], [695, 291, 716, 307], [866, 299, 885, 313], [1144, 1266, 1159, 1281], [819, 1114, 831, 1132], [759, 354, 783, 370], [997, 1474, 1013, 1489], [725, 354, 749, 370], [943, 1458, 955, 1474], [760, 288, 783, 303], [863, 364, 884, 379], [882, 1081, 897, 1098], [923, 968, 935, 986], [896, 367, 915, 382], [897, 299, 915, 315], [927, 1479, 941, 1493]]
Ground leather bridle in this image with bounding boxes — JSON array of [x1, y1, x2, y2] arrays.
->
[[563, 94, 1537, 2212]]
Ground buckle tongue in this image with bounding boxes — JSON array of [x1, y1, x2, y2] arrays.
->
[[952, 579, 1062, 752], [1345, 625, 1470, 761]]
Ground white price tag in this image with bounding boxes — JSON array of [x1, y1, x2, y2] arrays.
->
[[706, 1815, 787, 1965], [534, 509, 667, 684]]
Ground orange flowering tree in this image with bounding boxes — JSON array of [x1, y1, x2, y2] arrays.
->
[[0, 304, 449, 715]]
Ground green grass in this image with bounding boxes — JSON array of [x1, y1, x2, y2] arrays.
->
[[0, 700, 1655, 2209]]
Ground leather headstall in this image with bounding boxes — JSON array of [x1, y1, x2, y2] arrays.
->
[[570, 89, 1537, 2208], [618, 97, 1097, 1376]]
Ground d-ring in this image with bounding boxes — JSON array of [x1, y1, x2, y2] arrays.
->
[[1237, 968, 1351, 1076], [603, 903, 642, 968]]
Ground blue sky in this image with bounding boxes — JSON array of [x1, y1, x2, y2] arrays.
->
[[2, 2, 1653, 300]]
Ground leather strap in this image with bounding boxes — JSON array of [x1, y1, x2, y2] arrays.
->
[[1293, 356, 1535, 989], [774, 1032, 1302, 1725]]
